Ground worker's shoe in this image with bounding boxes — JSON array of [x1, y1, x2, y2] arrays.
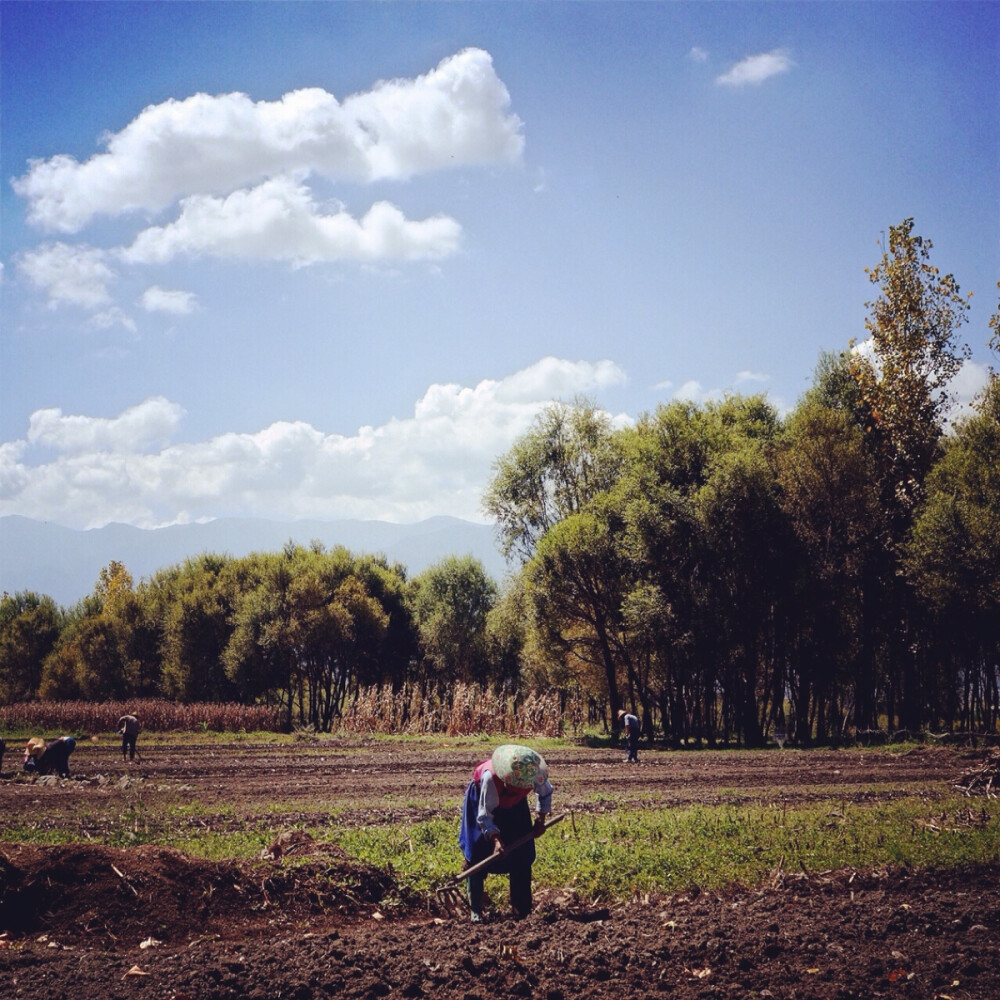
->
[[470, 911, 482, 924]]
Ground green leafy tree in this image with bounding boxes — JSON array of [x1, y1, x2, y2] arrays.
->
[[905, 379, 1000, 730], [410, 555, 497, 687], [695, 404, 791, 747], [485, 400, 627, 722], [616, 395, 789, 746], [153, 554, 240, 702], [0, 591, 62, 701], [484, 577, 527, 689], [774, 399, 881, 739], [523, 497, 632, 725], [484, 399, 622, 564], [848, 219, 972, 731], [38, 562, 158, 700], [222, 546, 406, 730]]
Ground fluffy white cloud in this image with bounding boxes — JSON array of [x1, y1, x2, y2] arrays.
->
[[122, 177, 461, 264], [716, 50, 794, 87], [0, 358, 626, 528], [141, 286, 197, 314], [14, 48, 523, 233], [26, 397, 185, 454], [17, 242, 115, 309]]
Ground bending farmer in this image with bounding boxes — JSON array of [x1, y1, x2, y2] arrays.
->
[[24, 736, 76, 777], [118, 713, 140, 762], [458, 743, 552, 923]]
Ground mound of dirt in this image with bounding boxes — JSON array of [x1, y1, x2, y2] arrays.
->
[[2, 844, 999, 1000], [0, 843, 402, 945]]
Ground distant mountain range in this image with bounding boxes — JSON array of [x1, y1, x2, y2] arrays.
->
[[0, 515, 509, 607]]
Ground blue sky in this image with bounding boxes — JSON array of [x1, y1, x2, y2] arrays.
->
[[2, 1, 997, 530]]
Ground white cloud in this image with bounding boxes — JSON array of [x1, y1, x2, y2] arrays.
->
[[672, 380, 709, 402], [490, 356, 626, 403], [0, 358, 628, 528], [716, 50, 794, 88], [17, 242, 115, 309], [122, 177, 461, 264], [26, 397, 185, 454], [947, 360, 991, 423], [141, 286, 197, 315], [13, 48, 523, 233], [688, 47, 709, 63], [90, 306, 138, 333], [734, 370, 769, 386]]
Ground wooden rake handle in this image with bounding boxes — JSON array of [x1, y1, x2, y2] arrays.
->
[[445, 811, 567, 887]]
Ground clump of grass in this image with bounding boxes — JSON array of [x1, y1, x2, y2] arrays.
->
[[170, 828, 275, 860]]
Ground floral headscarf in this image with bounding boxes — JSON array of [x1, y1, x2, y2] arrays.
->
[[491, 744, 548, 790]]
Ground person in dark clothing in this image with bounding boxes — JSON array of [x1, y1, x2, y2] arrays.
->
[[618, 709, 640, 762], [0, 737, 5, 775], [458, 744, 552, 923], [32, 736, 76, 777], [118, 714, 140, 761]]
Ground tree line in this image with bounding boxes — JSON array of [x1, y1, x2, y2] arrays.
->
[[2, 219, 998, 744]]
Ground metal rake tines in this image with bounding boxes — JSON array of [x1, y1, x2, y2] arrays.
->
[[433, 884, 467, 915]]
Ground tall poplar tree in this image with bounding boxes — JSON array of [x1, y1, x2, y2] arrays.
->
[[849, 219, 970, 730]]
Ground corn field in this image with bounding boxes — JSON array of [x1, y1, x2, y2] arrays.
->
[[0, 686, 584, 737], [337, 682, 583, 737], [0, 699, 283, 735]]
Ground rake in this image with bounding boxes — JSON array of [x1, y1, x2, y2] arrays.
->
[[434, 812, 568, 913]]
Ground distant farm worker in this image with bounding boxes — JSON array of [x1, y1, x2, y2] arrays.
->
[[618, 708, 640, 763], [458, 743, 552, 923], [0, 736, 5, 775], [118, 713, 140, 762], [22, 737, 45, 773], [25, 736, 76, 777]]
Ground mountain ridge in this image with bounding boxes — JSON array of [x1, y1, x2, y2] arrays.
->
[[0, 515, 508, 606]]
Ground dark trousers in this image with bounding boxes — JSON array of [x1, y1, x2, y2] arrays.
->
[[464, 795, 535, 918], [467, 861, 532, 919], [122, 733, 137, 760], [37, 743, 72, 777]]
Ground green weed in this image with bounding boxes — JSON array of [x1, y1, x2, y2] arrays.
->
[[316, 795, 1000, 898]]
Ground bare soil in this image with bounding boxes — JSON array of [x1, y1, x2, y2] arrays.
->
[[1, 740, 998, 999]]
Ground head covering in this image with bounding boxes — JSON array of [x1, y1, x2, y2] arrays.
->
[[491, 744, 548, 790], [617, 709, 626, 717], [26, 737, 45, 757]]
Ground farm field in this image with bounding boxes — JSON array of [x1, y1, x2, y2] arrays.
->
[[1, 738, 999, 999]]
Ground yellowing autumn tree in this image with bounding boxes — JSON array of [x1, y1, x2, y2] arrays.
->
[[850, 218, 970, 524]]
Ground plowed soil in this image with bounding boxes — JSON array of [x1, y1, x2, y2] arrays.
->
[[2, 740, 998, 999]]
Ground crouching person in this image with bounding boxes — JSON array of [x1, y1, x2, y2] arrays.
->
[[29, 736, 76, 777], [23, 737, 45, 773], [458, 744, 552, 923]]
